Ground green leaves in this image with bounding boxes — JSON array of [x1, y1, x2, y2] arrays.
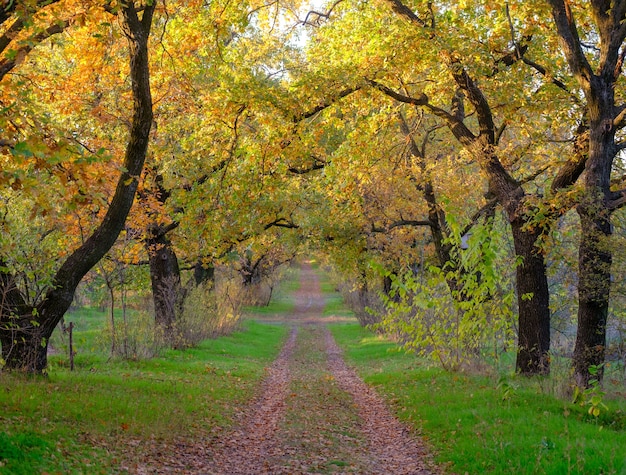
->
[[374, 214, 516, 371], [11, 141, 33, 159], [572, 364, 609, 419]]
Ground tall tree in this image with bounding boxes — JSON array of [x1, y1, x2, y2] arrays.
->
[[547, 0, 626, 386], [296, 0, 587, 374], [0, 1, 155, 372]]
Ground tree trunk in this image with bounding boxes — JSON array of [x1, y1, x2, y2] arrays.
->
[[147, 228, 183, 336], [570, 106, 614, 386], [511, 222, 551, 374], [546, 0, 625, 388], [382, 273, 401, 302], [0, 324, 49, 372], [193, 259, 215, 287], [573, 204, 611, 386]]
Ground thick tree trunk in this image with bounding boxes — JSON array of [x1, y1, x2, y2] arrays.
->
[[0, 265, 59, 372], [147, 228, 183, 336], [0, 324, 49, 372], [573, 204, 611, 386], [436, 56, 553, 375], [570, 103, 615, 386], [193, 259, 215, 288], [569, 80, 616, 387], [511, 223, 551, 374], [546, 0, 625, 388]]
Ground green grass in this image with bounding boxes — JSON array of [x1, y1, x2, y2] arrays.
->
[[331, 323, 626, 475], [5, 266, 623, 474], [245, 297, 295, 316], [317, 269, 355, 319], [0, 265, 301, 473], [54, 306, 116, 352], [0, 320, 288, 474]]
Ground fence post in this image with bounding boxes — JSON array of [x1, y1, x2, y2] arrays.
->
[[68, 322, 75, 371]]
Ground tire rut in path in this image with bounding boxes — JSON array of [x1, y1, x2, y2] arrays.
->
[[324, 328, 434, 474], [206, 326, 298, 474]]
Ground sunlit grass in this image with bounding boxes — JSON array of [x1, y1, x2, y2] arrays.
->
[[331, 323, 626, 475], [0, 320, 288, 474], [317, 270, 355, 319]]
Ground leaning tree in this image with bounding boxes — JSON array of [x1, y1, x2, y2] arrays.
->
[[0, 1, 155, 372]]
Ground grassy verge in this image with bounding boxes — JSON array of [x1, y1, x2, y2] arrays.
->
[[331, 324, 626, 475], [0, 320, 287, 474], [318, 273, 355, 319]]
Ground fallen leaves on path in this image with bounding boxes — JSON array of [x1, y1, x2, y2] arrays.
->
[[121, 263, 439, 474]]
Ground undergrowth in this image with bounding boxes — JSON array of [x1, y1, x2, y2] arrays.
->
[[242, 264, 300, 317]]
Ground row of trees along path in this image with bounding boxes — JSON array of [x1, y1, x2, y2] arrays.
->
[[132, 262, 438, 474]]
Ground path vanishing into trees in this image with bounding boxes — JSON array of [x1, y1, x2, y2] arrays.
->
[[133, 263, 438, 474]]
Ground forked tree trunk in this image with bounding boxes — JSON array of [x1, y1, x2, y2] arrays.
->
[[546, 0, 626, 388]]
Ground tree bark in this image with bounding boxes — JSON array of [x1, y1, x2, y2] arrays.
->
[[0, 2, 155, 372], [511, 222, 551, 373], [147, 226, 183, 336], [571, 101, 615, 385], [546, 0, 625, 386], [573, 202, 611, 385], [192, 259, 215, 288]]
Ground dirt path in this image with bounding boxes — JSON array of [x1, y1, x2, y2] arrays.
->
[[204, 263, 436, 474], [129, 263, 437, 474]]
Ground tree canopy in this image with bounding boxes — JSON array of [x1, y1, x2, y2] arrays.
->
[[1, 0, 626, 387]]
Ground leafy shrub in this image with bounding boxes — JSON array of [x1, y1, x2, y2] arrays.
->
[[374, 221, 516, 371], [173, 276, 243, 348]]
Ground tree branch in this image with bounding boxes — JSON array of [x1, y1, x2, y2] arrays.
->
[[613, 104, 626, 129], [440, 52, 496, 144], [459, 198, 498, 239], [608, 189, 626, 210], [519, 165, 550, 185], [368, 79, 477, 145], [551, 120, 588, 192], [38, 1, 155, 332], [264, 217, 299, 230], [0, 0, 62, 27], [302, 0, 345, 26], [547, 0, 593, 90], [288, 158, 326, 174], [292, 85, 362, 122], [0, 17, 25, 55], [0, 21, 66, 81], [521, 57, 575, 99], [382, 0, 427, 27]]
